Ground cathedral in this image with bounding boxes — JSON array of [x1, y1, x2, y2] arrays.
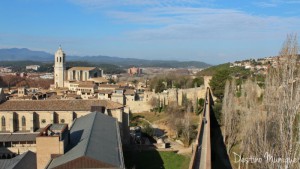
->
[[53, 46, 104, 89]]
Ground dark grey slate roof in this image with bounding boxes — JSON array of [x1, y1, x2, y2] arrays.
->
[[49, 124, 66, 131], [0, 133, 38, 142], [47, 112, 125, 169], [0, 151, 36, 169]]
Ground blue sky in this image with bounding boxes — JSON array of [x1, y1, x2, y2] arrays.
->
[[0, 0, 300, 64]]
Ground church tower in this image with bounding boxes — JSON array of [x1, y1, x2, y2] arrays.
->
[[54, 46, 66, 88]]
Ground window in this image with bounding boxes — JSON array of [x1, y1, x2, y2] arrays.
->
[[73, 112, 77, 120], [60, 119, 65, 123], [41, 119, 46, 123], [54, 112, 58, 123], [57, 57, 58, 62], [13, 112, 18, 129], [73, 70, 76, 80], [1, 116, 5, 127], [60, 57, 62, 63], [22, 116, 26, 126], [33, 112, 37, 125]]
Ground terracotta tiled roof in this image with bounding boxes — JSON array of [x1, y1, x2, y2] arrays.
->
[[68, 67, 96, 71], [78, 83, 96, 88], [124, 89, 135, 95], [10, 95, 33, 100], [47, 95, 63, 100], [89, 77, 108, 83], [0, 100, 123, 111], [98, 84, 120, 89], [70, 81, 96, 88], [65, 94, 81, 99], [66, 93, 80, 97], [117, 82, 129, 87], [97, 90, 114, 94]]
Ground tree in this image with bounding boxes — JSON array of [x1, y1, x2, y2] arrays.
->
[[2, 75, 23, 89], [132, 79, 138, 86], [181, 112, 192, 146], [192, 77, 204, 87], [222, 79, 239, 154], [149, 97, 159, 107], [209, 69, 231, 100], [108, 78, 116, 84], [149, 74, 205, 93], [182, 93, 192, 111], [227, 34, 300, 169], [196, 98, 205, 115], [142, 123, 154, 137], [237, 79, 265, 168], [16, 80, 29, 87], [260, 34, 300, 169], [0, 76, 5, 87]]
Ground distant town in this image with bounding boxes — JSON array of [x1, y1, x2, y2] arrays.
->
[[0, 44, 292, 169], [230, 56, 282, 75]]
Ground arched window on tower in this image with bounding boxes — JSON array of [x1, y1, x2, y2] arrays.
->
[[60, 57, 62, 63], [57, 57, 58, 63], [22, 116, 26, 127], [1, 116, 5, 127]]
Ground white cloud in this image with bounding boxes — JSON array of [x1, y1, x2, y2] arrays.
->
[[107, 7, 300, 41], [69, 0, 204, 8], [255, 2, 278, 8], [68, 0, 300, 41], [254, 0, 300, 8], [279, 0, 300, 4]]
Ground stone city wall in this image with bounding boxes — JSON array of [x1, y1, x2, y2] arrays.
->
[[128, 86, 207, 113]]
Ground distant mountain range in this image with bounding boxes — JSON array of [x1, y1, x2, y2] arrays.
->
[[0, 48, 211, 68]]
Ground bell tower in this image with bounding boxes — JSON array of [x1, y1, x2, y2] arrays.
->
[[54, 46, 66, 88]]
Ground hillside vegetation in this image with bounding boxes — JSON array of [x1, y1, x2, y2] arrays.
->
[[197, 63, 231, 76], [198, 63, 253, 100]]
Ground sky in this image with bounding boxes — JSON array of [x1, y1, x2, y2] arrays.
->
[[0, 0, 300, 64]]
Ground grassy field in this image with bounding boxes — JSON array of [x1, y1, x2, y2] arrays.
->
[[132, 112, 200, 125], [134, 112, 168, 123], [124, 150, 190, 169]]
